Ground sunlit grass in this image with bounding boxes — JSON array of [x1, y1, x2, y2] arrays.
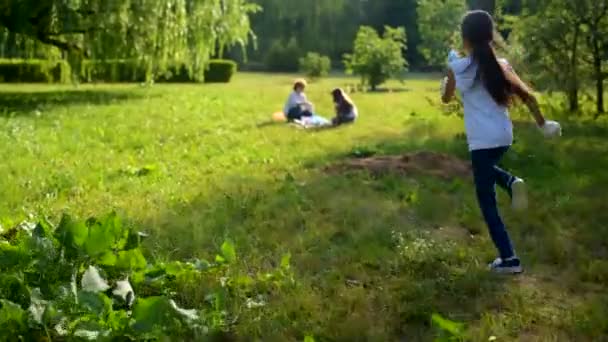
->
[[1, 73, 607, 340]]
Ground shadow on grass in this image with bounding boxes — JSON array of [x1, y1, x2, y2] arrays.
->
[[140, 118, 608, 339], [0, 89, 150, 116], [144, 170, 510, 340], [141, 129, 508, 340]]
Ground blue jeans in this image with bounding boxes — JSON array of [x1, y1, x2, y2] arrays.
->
[[471, 146, 517, 259]]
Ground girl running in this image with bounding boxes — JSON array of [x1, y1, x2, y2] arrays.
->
[[441, 10, 561, 274]]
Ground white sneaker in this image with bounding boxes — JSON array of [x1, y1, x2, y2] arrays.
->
[[488, 257, 523, 274], [511, 178, 528, 211]]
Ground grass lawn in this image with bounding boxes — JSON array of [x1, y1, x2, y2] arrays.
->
[[1, 73, 607, 341]]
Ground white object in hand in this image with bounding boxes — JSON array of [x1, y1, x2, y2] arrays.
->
[[440, 76, 448, 98], [540, 120, 562, 138]]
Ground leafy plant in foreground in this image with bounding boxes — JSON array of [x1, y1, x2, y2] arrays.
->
[[0, 213, 294, 341]]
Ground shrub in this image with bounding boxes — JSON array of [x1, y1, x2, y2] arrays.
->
[[0, 59, 70, 83], [264, 38, 301, 72], [204, 60, 237, 83], [81, 60, 147, 83], [344, 26, 408, 91], [0, 212, 295, 340], [299, 52, 331, 79], [156, 64, 194, 83]]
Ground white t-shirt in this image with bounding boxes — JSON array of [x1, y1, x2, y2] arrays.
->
[[449, 56, 513, 151], [284, 91, 312, 114]]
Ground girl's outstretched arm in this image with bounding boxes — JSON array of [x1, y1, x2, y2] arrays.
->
[[441, 69, 456, 104], [501, 63, 546, 127]]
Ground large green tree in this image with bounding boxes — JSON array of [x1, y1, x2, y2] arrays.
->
[[513, 0, 583, 111], [573, 0, 608, 114], [344, 26, 407, 90], [417, 0, 467, 68], [515, 0, 608, 114], [0, 0, 259, 78]]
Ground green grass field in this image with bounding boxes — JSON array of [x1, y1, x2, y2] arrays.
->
[[1, 73, 608, 341]]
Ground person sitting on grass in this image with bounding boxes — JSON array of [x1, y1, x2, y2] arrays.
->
[[284, 79, 314, 121], [331, 88, 358, 126]]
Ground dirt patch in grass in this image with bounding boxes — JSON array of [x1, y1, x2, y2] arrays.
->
[[328, 151, 472, 180]]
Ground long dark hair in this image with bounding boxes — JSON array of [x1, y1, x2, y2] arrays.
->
[[461, 10, 513, 106], [332, 88, 354, 114]]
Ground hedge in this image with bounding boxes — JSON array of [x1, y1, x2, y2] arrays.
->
[[155, 64, 193, 83], [204, 60, 237, 83], [0, 59, 237, 83], [81, 60, 147, 83], [0, 59, 70, 83]]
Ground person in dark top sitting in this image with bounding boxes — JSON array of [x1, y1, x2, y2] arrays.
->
[[331, 88, 358, 126]]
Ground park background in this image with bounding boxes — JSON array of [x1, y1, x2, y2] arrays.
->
[[1, 0, 607, 341]]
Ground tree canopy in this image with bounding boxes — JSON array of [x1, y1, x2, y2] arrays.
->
[[0, 0, 259, 78]]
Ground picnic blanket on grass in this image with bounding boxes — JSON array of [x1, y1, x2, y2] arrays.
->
[[292, 115, 332, 129]]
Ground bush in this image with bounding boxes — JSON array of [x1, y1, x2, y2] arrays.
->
[[81, 60, 147, 83], [0, 212, 295, 340], [344, 26, 408, 91], [0, 59, 70, 83], [156, 64, 194, 83], [264, 38, 301, 72], [299, 52, 331, 79], [204, 60, 237, 83]]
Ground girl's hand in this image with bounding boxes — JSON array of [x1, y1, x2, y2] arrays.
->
[[441, 69, 456, 104], [539, 120, 562, 138], [440, 77, 448, 98]]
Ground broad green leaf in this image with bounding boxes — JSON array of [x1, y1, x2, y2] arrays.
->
[[99, 212, 128, 250], [215, 254, 226, 263], [0, 243, 28, 271], [84, 226, 115, 257], [132, 296, 174, 333], [431, 313, 465, 336], [116, 249, 147, 270], [165, 261, 187, 277], [221, 240, 237, 263], [81, 266, 110, 293], [84, 213, 129, 257], [304, 336, 316, 342], [33, 217, 54, 238], [54, 215, 88, 255], [0, 299, 26, 330], [192, 258, 211, 271], [107, 309, 130, 332], [98, 252, 118, 267], [281, 253, 291, 269], [78, 292, 113, 315], [0, 274, 31, 309]]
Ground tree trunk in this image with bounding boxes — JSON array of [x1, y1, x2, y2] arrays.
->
[[596, 68, 605, 115], [593, 41, 605, 114], [568, 25, 580, 112]]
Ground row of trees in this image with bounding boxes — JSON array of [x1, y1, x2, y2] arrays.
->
[[244, 0, 607, 114], [1, 0, 606, 114], [242, 0, 505, 70], [0, 0, 259, 80]]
